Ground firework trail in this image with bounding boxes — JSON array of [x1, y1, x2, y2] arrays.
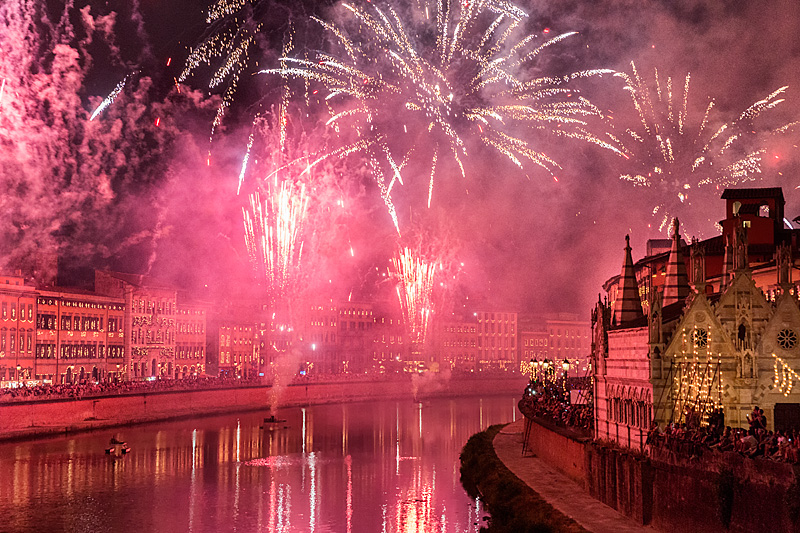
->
[[243, 180, 309, 299], [615, 62, 789, 234], [260, 0, 621, 221], [391, 246, 438, 350], [90, 73, 132, 120]]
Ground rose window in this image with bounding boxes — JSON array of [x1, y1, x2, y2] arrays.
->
[[692, 328, 708, 348], [778, 329, 798, 350]]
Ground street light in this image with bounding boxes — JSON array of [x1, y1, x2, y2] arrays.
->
[[562, 358, 570, 373]]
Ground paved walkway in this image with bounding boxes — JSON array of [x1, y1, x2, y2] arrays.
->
[[494, 420, 657, 533]]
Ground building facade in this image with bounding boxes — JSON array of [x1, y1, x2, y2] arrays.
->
[[435, 314, 479, 372], [0, 274, 38, 384], [476, 311, 518, 370], [593, 188, 800, 450], [34, 288, 126, 384], [95, 271, 207, 380]]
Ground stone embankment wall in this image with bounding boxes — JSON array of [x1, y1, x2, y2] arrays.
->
[[524, 417, 800, 532], [0, 376, 526, 441]]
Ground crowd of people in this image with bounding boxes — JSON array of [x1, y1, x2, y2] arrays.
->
[[0, 376, 266, 402], [518, 381, 593, 431], [646, 406, 800, 463], [0, 369, 465, 402]]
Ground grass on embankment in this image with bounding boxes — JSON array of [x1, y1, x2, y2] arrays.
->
[[459, 424, 588, 533]]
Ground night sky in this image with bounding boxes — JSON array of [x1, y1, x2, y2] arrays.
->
[[2, 0, 800, 316]]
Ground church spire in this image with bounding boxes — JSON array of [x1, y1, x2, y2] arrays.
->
[[722, 233, 733, 290], [663, 218, 690, 306], [613, 235, 644, 325]]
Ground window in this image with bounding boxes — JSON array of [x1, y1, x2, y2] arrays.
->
[[778, 329, 798, 350], [692, 328, 708, 348]]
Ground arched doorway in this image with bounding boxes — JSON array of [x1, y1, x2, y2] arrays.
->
[[91, 367, 99, 382], [151, 359, 157, 377], [65, 367, 73, 384]]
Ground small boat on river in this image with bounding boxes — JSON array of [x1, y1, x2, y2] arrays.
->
[[106, 437, 131, 456]]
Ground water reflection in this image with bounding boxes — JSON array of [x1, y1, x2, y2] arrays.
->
[[0, 396, 518, 533]]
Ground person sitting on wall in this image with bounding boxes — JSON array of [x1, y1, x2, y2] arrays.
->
[[740, 428, 759, 456]]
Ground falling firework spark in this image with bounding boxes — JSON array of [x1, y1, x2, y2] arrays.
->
[[89, 74, 131, 120], [179, 1, 263, 138], [391, 246, 437, 349], [615, 62, 789, 234], [237, 132, 256, 195], [243, 179, 309, 299], [260, 0, 621, 214]]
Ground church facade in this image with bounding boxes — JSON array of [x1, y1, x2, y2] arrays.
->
[[592, 188, 800, 450]]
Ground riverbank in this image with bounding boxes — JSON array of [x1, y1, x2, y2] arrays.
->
[[460, 424, 587, 532], [493, 421, 653, 533], [0, 375, 527, 442]]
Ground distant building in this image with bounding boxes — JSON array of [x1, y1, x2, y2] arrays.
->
[[34, 287, 125, 384], [0, 273, 39, 384], [518, 316, 549, 364], [307, 302, 339, 374], [476, 311, 518, 370], [338, 302, 374, 373], [543, 313, 592, 377], [372, 300, 407, 372], [95, 271, 207, 380], [435, 313, 479, 372]]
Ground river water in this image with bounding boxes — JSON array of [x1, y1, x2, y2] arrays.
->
[[0, 395, 520, 533]]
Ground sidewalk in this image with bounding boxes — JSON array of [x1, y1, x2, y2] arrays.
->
[[493, 420, 657, 533]]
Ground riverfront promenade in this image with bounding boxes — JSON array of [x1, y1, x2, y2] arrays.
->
[[494, 420, 656, 533], [0, 375, 527, 441]]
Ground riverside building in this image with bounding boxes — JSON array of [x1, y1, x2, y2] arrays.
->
[[593, 187, 800, 449]]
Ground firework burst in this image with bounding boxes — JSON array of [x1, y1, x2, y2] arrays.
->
[[260, 0, 620, 219], [243, 179, 309, 300], [179, 0, 265, 139], [615, 62, 789, 234], [391, 246, 438, 350]]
